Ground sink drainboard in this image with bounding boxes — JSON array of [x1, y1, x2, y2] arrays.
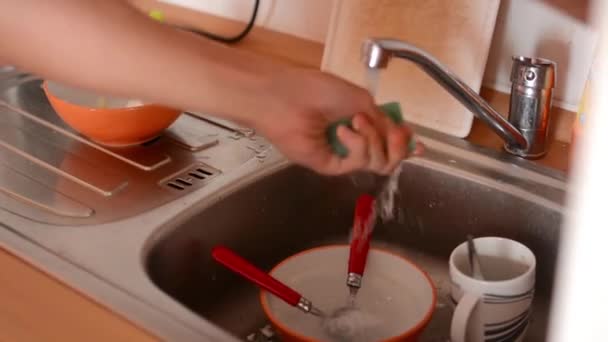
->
[[0, 69, 261, 225]]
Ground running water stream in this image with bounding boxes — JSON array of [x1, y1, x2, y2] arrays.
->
[[366, 67, 405, 222], [320, 68, 407, 340]]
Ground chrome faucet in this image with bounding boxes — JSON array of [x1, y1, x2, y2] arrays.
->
[[362, 38, 556, 159]]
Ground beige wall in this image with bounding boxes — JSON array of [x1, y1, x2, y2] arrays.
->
[[162, 0, 598, 110]]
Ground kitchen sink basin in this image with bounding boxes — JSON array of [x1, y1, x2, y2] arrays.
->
[[0, 68, 567, 341], [145, 144, 564, 341]]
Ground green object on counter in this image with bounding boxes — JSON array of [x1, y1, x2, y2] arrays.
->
[[327, 101, 410, 157]]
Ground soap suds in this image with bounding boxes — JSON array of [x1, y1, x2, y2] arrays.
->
[[267, 264, 425, 342], [323, 307, 382, 341]]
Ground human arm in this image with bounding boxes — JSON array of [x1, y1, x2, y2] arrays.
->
[[0, 0, 421, 174]]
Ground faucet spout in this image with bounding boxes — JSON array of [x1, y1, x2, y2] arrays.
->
[[362, 38, 548, 157]]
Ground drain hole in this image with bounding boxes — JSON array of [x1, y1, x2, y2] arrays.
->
[[175, 178, 192, 186], [167, 182, 184, 190], [163, 164, 218, 192], [197, 168, 213, 176], [189, 172, 206, 180]]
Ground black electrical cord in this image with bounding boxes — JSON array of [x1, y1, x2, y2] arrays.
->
[[183, 0, 260, 44]]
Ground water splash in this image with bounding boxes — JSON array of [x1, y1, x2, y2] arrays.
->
[[229, 128, 256, 141], [228, 131, 244, 140], [247, 144, 270, 163], [378, 162, 405, 222]]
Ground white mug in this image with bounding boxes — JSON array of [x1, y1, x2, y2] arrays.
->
[[449, 237, 536, 342]]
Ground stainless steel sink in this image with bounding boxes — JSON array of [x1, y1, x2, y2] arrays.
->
[[145, 131, 565, 341], [0, 65, 566, 342]]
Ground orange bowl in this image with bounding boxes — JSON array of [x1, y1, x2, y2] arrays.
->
[[42, 81, 181, 147], [260, 245, 436, 342]]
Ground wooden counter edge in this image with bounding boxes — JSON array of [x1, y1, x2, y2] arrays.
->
[[0, 246, 156, 341], [0, 3, 573, 341]]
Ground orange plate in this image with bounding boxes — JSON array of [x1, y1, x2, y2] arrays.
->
[[43, 81, 181, 147]]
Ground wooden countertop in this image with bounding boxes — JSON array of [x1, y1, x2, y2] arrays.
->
[[0, 2, 573, 341], [0, 247, 156, 341]]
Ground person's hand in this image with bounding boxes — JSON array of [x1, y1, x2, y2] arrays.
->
[[252, 67, 423, 175]]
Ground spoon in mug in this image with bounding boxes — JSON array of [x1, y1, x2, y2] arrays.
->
[[467, 235, 485, 280]]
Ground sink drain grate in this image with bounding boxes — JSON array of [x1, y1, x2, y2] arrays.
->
[[162, 163, 220, 191]]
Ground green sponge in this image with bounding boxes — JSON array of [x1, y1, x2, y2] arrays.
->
[[326, 102, 409, 157]]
